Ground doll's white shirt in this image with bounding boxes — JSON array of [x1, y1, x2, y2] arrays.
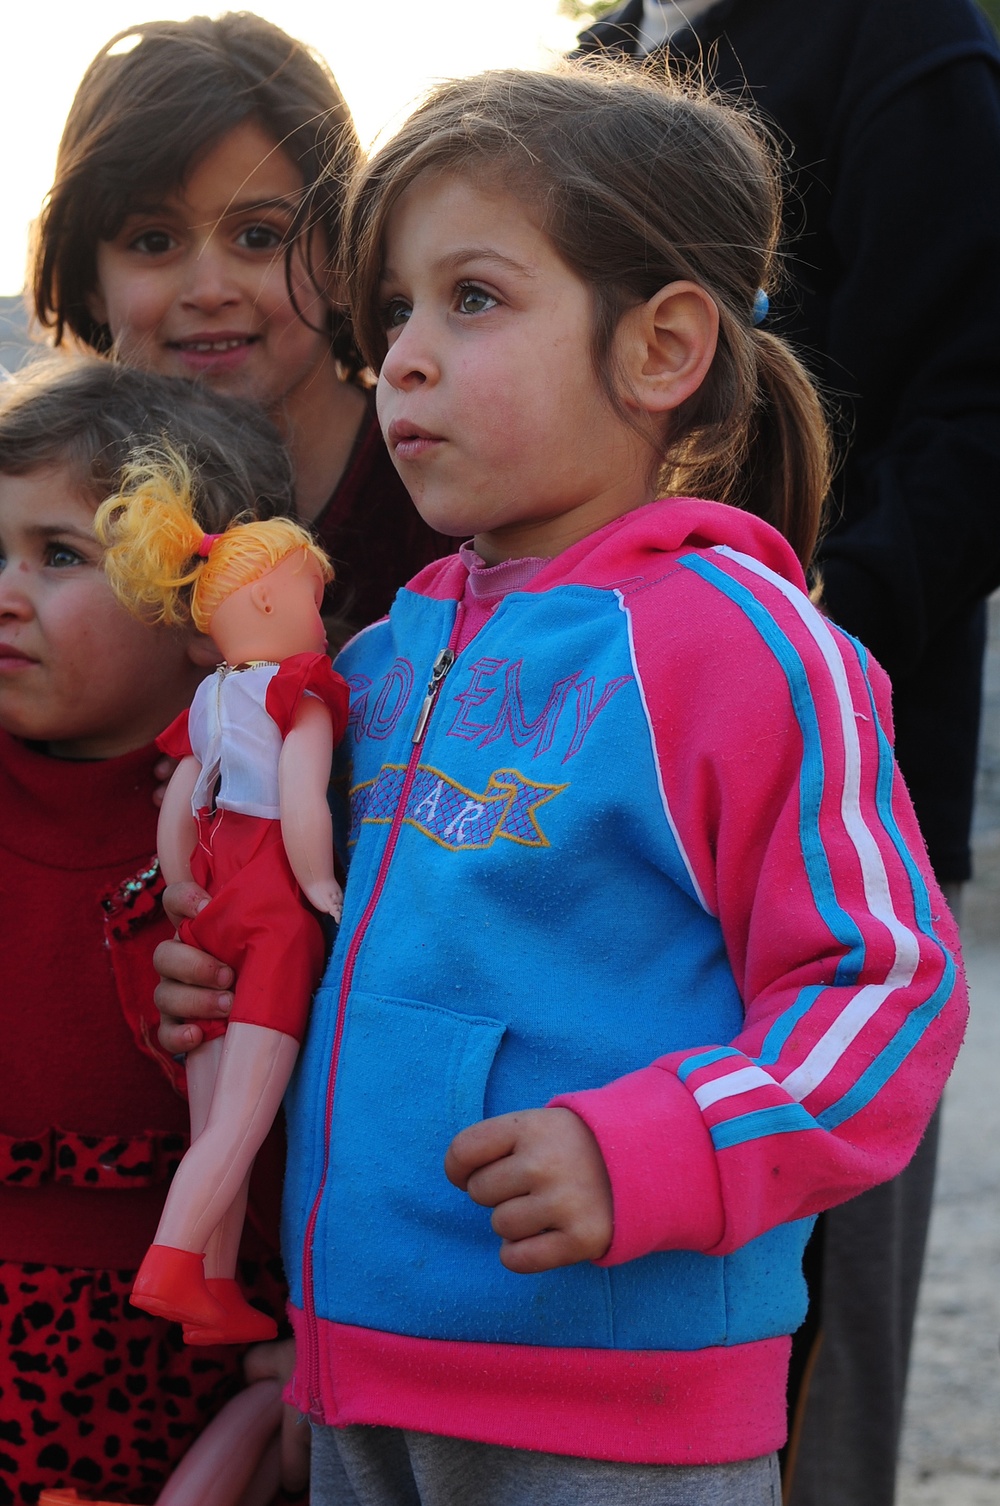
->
[[188, 662, 284, 819]]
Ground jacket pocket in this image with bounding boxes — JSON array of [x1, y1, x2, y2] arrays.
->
[[313, 989, 615, 1348]]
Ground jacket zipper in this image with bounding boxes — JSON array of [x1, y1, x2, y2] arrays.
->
[[301, 631, 460, 1414]]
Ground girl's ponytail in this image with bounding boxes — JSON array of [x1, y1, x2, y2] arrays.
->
[[743, 329, 831, 572], [657, 310, 830, 574]]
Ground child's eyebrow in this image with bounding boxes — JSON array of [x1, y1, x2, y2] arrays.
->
[[442, 247, 536, 277], [123, 193, 304, 222], [22, 522, 97, 544], [210, 193, 305, 219], [381, 247, 536, 284]]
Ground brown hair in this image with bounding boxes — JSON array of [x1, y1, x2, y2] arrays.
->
[[0, 357, 295, 530], [343, 63, 830, 568], [31, 12, 363, 377]]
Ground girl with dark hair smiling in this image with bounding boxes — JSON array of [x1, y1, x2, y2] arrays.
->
[[32, 12, 446, 647]]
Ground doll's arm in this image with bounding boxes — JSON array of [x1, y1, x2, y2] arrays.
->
[[279, 695, 342, 920], [157, 755, 202, 887]]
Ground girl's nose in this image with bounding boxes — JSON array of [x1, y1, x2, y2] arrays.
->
[[0, 563, 34, 619], [380, 318, 439, 391], [181, 240, 242, 313]]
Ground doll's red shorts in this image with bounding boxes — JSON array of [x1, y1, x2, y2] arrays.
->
[[178, 808, 325, 1044]]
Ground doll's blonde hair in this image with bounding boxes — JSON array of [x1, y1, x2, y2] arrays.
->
[[95, 443, 333, 633]]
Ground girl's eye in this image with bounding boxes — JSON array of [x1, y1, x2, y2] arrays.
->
[[129, 229, 176, 256], [46, 544, 86, 569], [457, 285, 497, 315], [238, 222, 285, 252], [384, 300, 412, 330]]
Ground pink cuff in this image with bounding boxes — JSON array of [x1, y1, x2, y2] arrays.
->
[[551, 1064, 725, 1263]]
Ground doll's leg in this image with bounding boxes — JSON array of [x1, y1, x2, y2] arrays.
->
[[152, 1022, 298, 1255], [203, 1170, 251, 1280], [187, 1035, 224, 1138], [185, 1040, 251, 1284], [183, 1168, 276, 1344], [187, 1045, 250, 1281], [131, 1037, 227, 1325], [132, 1026, 297, 1329]]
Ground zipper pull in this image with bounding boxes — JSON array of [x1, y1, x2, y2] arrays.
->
[[412, 647, 456, 744]]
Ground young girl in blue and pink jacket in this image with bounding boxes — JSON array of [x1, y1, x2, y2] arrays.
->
[[163, 61, 967, 1506]]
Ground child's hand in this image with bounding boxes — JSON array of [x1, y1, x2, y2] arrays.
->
[[161, 879, 212, 932], [445, 1107, 613, 1274], [154, 881, 232, 1054]]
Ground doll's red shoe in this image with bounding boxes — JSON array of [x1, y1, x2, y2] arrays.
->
[[181, 1278, 279, 1345], [130, 1244, 226, 1326]]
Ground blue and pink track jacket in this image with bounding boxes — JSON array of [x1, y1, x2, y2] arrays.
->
[[283, 498, 966, 1464]]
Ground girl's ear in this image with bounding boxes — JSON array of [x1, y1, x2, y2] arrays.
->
[[619, 281, 719, 415]]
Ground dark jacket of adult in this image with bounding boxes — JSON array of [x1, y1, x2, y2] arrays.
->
[[579, 0, 1000, 882]]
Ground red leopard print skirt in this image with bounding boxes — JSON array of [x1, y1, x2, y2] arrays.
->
[[0, 1255, 288, 1505]]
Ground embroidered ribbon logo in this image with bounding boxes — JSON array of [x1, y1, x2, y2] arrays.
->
[[349, 764, 568, 850]]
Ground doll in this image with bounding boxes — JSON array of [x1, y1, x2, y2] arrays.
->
[[95, 447, 349, 1344]]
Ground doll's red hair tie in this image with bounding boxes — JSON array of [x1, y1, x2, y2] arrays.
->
[[197, 533, 222, 558]]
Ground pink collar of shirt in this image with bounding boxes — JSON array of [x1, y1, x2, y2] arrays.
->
[[455, 542, 549, 651]]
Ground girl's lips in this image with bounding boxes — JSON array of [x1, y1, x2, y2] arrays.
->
[[387, 420, 443, 462], [168, 334, 260, 373], [0, 646, 36, 671]]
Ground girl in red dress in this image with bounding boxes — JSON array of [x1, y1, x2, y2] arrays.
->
[[0, 358, 298, 1502]]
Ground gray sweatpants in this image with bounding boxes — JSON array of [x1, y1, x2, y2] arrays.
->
[[310, 1424, 781, 1506]]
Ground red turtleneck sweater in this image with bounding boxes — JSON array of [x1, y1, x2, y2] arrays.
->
[[0, 729, 187, 1268]]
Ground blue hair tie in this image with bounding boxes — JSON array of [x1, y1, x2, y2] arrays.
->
[[752, 288, 769, 326]]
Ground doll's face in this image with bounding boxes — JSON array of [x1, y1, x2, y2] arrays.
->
[[0, 466, 213, 757], [208, 549, 328, 665]]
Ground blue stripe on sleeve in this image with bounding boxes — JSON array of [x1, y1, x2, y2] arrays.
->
[[816, 971, 955, 1128], [672, 572, 956, 1148], [755, 985, 825, 1066], [814, 632, 956, 1129], [677, 1046, 741, 1083], [710, 1102, 817, 1151], [680, 555, 865, 984]]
